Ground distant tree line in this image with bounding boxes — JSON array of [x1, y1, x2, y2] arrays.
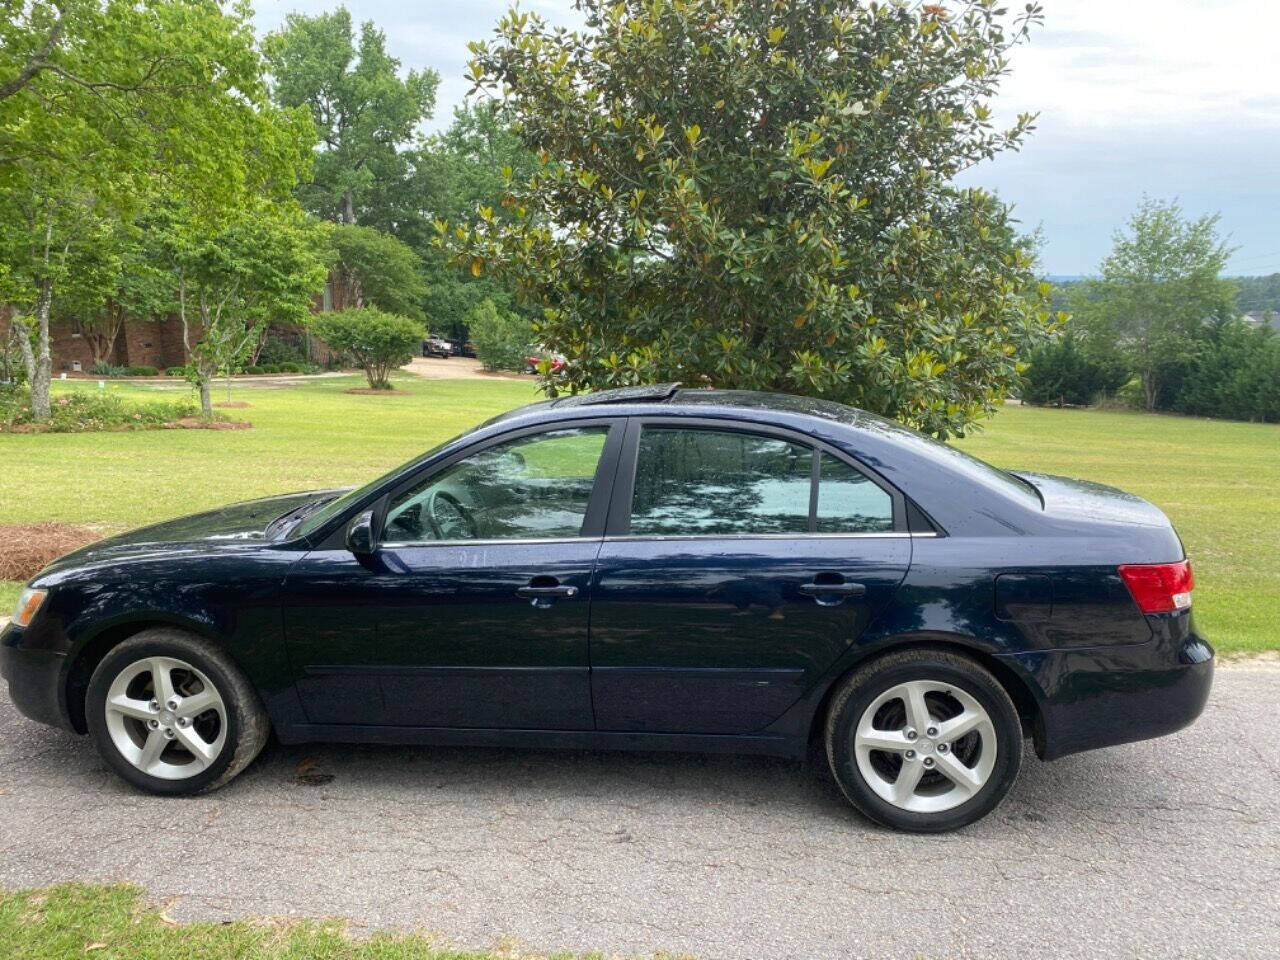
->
[[1023, 199, 1280, 422]]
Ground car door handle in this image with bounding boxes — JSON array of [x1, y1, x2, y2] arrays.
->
[[516, 584, 579, 599], [516, 576, 579, 608], [799, 578, 867, 605]]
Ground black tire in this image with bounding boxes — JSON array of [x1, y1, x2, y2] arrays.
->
[[85, 628, 270, 796], [824, 649, 1023, 832]]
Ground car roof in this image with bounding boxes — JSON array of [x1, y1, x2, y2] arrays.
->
[[488, 385, 905, 438]]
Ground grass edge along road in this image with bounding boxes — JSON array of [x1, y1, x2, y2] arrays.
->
[[0, 883, 682, 960], [0, 375, 1276, 654]]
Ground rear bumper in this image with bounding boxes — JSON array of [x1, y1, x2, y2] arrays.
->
[[1, 625, 73, 731], [998, 613, 1214, 761]]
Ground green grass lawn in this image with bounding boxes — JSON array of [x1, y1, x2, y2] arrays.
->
[[1, 375, 1275, 654], [0, 883, 623, 960]]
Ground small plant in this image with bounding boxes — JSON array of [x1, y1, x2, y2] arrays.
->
[[122, 365, 160, 377], [165, 366, 187, 377], [312, 307, 424, 390], [88, 362, 126, 377]]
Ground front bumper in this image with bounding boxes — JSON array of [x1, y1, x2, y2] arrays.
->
[[999, 613, 1214, 761], [1, 624, 72, 731]]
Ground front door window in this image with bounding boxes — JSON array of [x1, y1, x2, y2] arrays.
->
[[384, 427, 609, 542]]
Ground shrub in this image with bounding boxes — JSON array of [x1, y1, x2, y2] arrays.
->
[[277, 361, 303, 373], [244, 365, 265, 375], [257, 330, 310, 367], [122, 365, 159, 377], [88, 362, 126, 377], [1, 388, 208, 433], [1020, 330, 1128, 407], [1173, 319, 1280, 423], [164, 366, 186, 377], [312, 307, 425, 389], [467, 299, 534, 372]]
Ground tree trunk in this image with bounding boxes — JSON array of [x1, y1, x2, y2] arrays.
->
[[31, 280, 54, 421], [85, 305, 125, 365], [342, 189, 355, 225], [1143, 370, 1158, 411], [198, 376, 212, 417], [340, 263, 363, 309]]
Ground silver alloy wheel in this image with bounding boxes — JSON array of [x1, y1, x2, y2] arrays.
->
[[103, 656, 227, 780], [853, 679, 997, 813]]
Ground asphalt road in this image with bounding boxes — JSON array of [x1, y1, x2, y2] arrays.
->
[[1, 666, 1277, 960]]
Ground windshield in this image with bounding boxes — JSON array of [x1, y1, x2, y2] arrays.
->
[[292, 434, 465, 539]]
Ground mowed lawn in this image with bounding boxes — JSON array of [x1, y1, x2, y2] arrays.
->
[[1, 374, 1276, 654]]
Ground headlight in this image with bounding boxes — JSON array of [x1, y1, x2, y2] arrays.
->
[[12, 587, 48, 628]]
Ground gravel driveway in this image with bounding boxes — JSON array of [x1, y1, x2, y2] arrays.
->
[[1, 665, 1276, 959]]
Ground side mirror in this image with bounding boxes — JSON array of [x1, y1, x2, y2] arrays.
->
[[345, 509, 377, 557]]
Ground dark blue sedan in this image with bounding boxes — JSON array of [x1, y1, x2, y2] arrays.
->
[[1, 385, 1213, 831]]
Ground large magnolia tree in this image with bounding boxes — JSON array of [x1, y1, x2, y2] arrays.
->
[[446, 0, 1059, 438]]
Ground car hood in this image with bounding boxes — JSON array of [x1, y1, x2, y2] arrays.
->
[[36, 489, 346, 576], [1011, 472, 1170, 528]]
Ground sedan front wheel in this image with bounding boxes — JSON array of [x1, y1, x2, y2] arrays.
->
[[85, 629, 269, 795]]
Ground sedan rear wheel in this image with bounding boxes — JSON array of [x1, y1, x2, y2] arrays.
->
[[826, 650, 1023, 832], [86, 629, 269, 795]]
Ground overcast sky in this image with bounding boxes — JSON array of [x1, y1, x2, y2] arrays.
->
[[252, 0, 1280, 276]]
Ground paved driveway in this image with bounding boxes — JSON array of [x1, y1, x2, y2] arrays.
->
[[1, 666, 1276, 959]]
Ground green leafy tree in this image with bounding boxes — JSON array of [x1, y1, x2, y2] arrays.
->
[[402, 103, 539, 340], [1173, 316, 1280, 423], [445, 0, 1056, 438], [313, 307, 424, 389], [57, 211, 173, 366], [329, 224, 426, 320], [150, 199, 329, 415], [1019, 326, 1128, 407], [263, 7, 438, 225], [1074, 198, 1237, 410], [0, 175, 108, 417], [467, 298, 534, 371], [0, 0, 315, 421]]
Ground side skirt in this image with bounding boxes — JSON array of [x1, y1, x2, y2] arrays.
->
[[274, 722, 806, 760]]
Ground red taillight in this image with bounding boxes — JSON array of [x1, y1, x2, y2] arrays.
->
[[1118, 560, 1194, 614]]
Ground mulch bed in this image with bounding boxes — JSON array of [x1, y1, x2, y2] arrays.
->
[[0, 523, 103, 582], [343, 388, 407, 395], [212, 401, 251, 409]]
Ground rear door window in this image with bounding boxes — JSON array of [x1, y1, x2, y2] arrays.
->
[[627, 427, 897, 536]]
